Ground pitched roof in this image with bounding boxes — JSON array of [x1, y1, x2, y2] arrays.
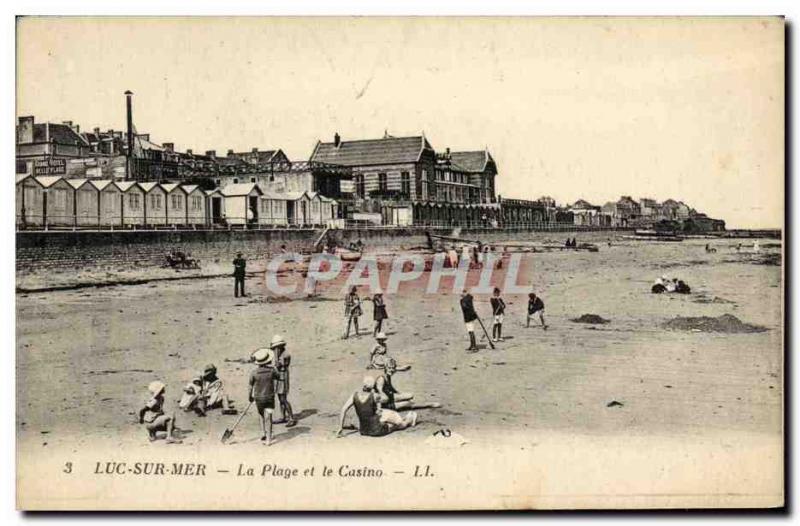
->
[[449, 150, 492, 172], [221, 183, 262, 197], [35, 176, 65, 188], [182, 185, 200, 194], [115, 181, 139, 192], [90, 179, 115, 191], [571, 199, 596, 209], [310, 136, 432, 166], [160, 183, 182, 194], [139, 182, 163, 193], [16, 174, 32, 185], [32, 123, 90, 146], [66, 178, 91, 190]]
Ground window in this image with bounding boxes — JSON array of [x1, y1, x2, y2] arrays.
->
[[129, 193, 141, 210], [355, 175, 365, 198], [233, 178, 239, 184], [191, 195, 202, 210], [378, 173, 387, 193], [171, 194, 183, 210], [151, 193, 162, 210], [250, 177, 256, 183], [401, 172, 410, 196]]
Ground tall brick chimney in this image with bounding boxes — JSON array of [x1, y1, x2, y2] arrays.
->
[[125, 90, 134, 180]]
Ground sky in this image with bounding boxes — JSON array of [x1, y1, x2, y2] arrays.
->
[[16, 17, 784, 229]]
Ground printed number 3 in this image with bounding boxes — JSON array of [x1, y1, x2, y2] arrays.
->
[[63, 462, 72, 474]]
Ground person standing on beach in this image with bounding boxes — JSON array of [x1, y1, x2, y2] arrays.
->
[[527, 292, 547, 330], [460, 289, 479, 352], [368, 290, 388, 336], [342, 286, 363, 339], [270, 335, 296, 428], [490, 287, 506, 342], [249, 348, 278, 444], [233, 252, 246, 298]]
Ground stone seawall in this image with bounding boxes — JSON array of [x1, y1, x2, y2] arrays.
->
[[16, 227, 622, 272]]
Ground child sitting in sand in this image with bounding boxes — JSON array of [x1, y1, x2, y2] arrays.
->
[[139, 381, 182, 444], [367, 332, 411, 371], [178, 376, 206, 416]]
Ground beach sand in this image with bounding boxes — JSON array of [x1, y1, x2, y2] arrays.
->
[[17, 236, 782, 449]]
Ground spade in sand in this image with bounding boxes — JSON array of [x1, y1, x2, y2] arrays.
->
[[221, 401, 253, 444]]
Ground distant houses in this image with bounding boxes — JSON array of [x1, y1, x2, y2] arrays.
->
[[577, 196, 724, 231], [15, 108, 725, 231]]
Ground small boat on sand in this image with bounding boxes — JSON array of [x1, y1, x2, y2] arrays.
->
[[335, 248, 362, 261]]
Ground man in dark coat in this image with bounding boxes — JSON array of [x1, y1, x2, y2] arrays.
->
[[233, 252, 246, 298], [460, 289, 479, 352]]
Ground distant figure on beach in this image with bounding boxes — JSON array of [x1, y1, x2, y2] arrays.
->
[[447, 246, 459, 268], [368, 290, 388, 336], [342, 286, 363, 339], [337, 376, 417, 438], [753, 240, 761, 253], [233, 252, 246, 298], [651, 275, 668, 294], [527, 292, 547, 330], [674, 278, 691, 294], [460, 289, 479, 352], [461, 244, 472, 266], [490, 287, 506, 342], [705, 244, 717, 253]]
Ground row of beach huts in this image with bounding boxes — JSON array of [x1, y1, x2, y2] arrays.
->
[[15, 174, 341, 229]]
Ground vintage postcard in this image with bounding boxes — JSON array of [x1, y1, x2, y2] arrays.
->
[[15, 16, 784, 510]]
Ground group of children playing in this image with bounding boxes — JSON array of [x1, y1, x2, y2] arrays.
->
[[461, 287, 548, 352], [138, 283, 549, 443], [247, 334, 296, 445], [139, 334, 296, 446], [342, 286, 389, 340]]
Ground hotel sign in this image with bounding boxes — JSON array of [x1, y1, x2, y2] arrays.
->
[[33, 158, 66, 175]]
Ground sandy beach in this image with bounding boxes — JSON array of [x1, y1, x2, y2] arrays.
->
[[16, 235, 782, 450]]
